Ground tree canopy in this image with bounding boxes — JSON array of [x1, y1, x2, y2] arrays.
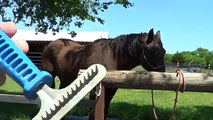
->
[[166, 47, 213, 68], [0, 0, 132, 34]]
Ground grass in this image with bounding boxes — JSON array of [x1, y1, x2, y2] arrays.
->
[[0, 76, 23, 94], [0, 102, 38, 120], [108, 89, 213, 120], [0, 76, 38, 120], [0, 67, 212, 120]]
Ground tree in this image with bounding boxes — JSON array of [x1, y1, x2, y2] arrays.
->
[[171, 52, 185, 64], [165, 48, 213, 68], [181, 51, 205, 66], [164, 53, 173, 64], [192, 47, 210, 66], [206, 51, 213, 68], [181, 51, 194, 63], [0, 0, 132, 34], [193, 47, 209, 58]]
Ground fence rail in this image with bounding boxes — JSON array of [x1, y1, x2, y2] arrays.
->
[[0, 94, 39, 104], [0, 93, 94, 108], [79, 70, 213, 120]]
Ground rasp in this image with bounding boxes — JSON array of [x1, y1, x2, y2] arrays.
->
[[0, 30, 106, 119]]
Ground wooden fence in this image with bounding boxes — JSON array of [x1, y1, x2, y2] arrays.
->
[[0, 71, 213, 120], [78, 70, 213, 120]]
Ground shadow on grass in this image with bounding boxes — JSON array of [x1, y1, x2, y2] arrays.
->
[[175, 105, 213, 120], [0, 102, 38, 120], [108, 102, 213, 120], [0, 101, 212, 120]]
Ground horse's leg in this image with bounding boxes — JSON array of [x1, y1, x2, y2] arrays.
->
[[48, 72, 56, 88], [104, 88, 117, 118], [59, 78, 72, 89], [50, 79, 55, 88], [88, 87, 100, 120], [88, 87, 117, 120], [59, 81, 67, 89], [89, 88, 97, 100]]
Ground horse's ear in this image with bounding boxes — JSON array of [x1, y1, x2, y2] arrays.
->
[[146, 28, 154, 44], [156, 31, 161, 40]]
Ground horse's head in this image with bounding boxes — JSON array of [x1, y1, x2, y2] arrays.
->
[[140, 28, 166, 72]]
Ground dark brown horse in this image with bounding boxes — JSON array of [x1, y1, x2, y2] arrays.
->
[[42, 38, 85, 88], [42, 28, 166, 119]]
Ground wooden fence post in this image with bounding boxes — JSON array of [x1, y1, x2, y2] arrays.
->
[[95, 86, 105, 120]]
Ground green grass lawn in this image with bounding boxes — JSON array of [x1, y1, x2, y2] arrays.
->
[[109, 89, 213, 120], [0, 67, 212, 120], [0, 76, 23, 94]]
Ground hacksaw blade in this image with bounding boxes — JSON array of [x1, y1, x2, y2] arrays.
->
[[33, 64, 106, 120]]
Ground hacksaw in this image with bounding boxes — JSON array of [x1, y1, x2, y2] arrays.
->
[[0, 30, 107, 119]]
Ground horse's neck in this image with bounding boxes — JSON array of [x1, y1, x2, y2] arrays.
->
[[116, 56, 141, 70], [112, 42, 142, 70]]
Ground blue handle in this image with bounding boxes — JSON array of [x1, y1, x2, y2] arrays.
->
[[0, 30, 52, 100]]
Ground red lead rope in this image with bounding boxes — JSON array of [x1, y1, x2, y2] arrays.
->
[[152, 69, 186, 120], [175, 69, 186, 93], [169, 69, 186, 120]]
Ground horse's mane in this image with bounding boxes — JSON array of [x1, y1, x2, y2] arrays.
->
[[92, 33, 148, 60], [58, 38, 76, 46]]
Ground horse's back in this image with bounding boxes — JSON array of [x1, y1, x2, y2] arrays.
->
[[42, 38, 82, 72], [79, 41, 118, 69]]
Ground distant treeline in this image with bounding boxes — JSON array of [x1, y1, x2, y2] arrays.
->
[[165, 47, 213, 69]]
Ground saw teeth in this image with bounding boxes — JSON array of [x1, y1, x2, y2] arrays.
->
[[36, 64, 104, 120], [95, 65, 98, 71], [87, 72, 90, 79], [41, 115, 45, 120], [43, 100, 64, 119], [63, 91, 69, 99], [80, 78, 84, 84], [59, 94, 67, 106], [72, 85, 78, 96], [83, 76, 87, 81]]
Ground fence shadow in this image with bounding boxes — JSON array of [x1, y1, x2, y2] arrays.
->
[[0, 102, 38, 120], [108, 102, 213, 120]]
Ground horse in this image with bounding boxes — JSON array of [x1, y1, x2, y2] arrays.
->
[[42, 38, 85, 88], [42, 28, 166, 119]]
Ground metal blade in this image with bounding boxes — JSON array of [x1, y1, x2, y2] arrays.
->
[[33, 64, 106, 120]]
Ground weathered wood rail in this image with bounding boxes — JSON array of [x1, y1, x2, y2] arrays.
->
[[102, 71, 213, 92], [0, 94, 39, 104], [79, 70, 213, 92], [0, 93, 95, 107], [79, 70, 213, 120]]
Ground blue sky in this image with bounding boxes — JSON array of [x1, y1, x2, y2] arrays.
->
[[17, 0, 213, 54]]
